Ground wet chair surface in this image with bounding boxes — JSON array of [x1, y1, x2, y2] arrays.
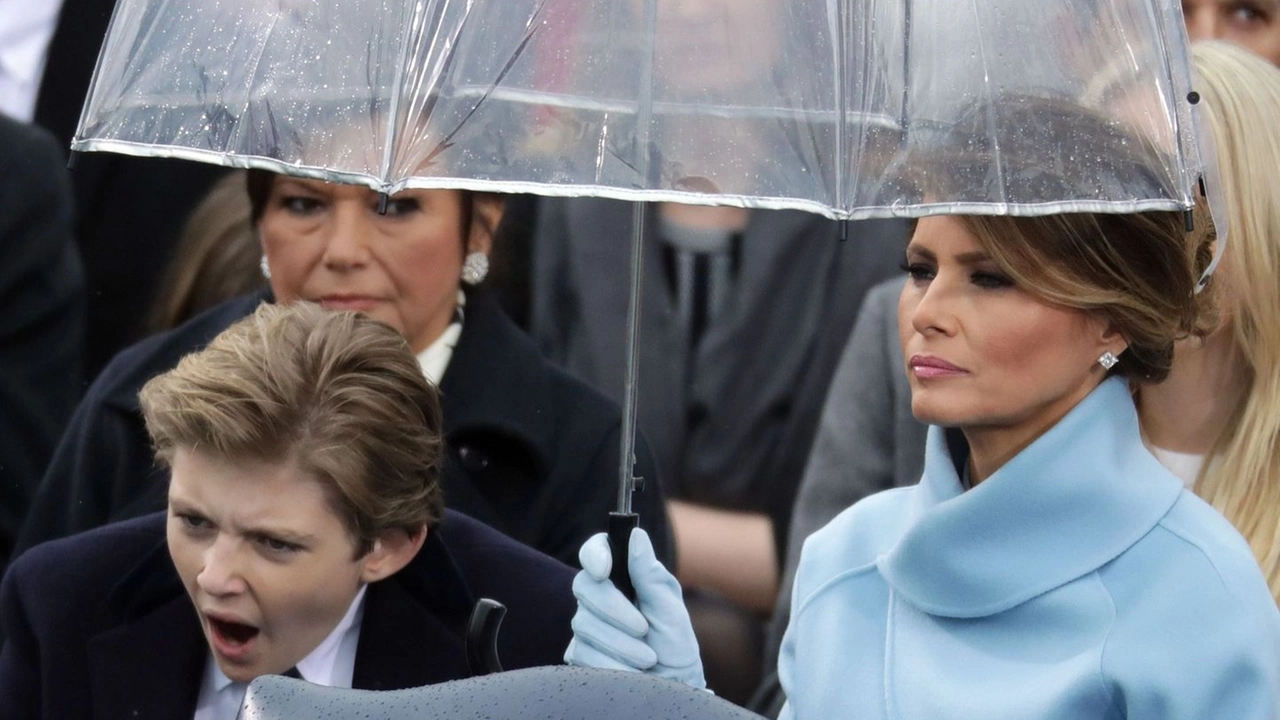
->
[[240, 665, 765, 719]]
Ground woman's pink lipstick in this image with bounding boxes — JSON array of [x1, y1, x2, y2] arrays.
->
[[318, 295, 380, 312], [908, 354, 968, 379]]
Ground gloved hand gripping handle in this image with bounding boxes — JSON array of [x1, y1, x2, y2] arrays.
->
[[608, 512, 640, 602]]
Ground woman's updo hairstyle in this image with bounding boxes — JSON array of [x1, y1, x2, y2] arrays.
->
[[895, 95, 1215, 382]]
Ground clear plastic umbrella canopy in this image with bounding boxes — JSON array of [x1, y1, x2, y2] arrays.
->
[[74, 0, 1206, 221]]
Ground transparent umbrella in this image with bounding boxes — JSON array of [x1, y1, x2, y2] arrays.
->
[[73, 0, 1217, 591], [75, 0, 1207, 218]]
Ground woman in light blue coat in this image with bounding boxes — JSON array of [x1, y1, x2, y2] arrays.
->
[[563, 98, 1280, 718]]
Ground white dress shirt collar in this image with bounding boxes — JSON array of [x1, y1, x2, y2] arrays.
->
[[194, 584, 367, 720], [0, 0, 64, 121], [416, 290, 465, 385]]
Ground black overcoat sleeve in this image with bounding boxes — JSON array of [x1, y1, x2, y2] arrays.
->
[[0, 117, 85, 571], [0, 552, 43, 719], [13, 374, 163, 561], [539, 417, 674, 570], [13, 293, 263, 562]]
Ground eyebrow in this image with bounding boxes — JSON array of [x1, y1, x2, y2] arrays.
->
[[273, 178, 324, 193], [244, 526, 317, 545], [166, 496, 317, 545], [167, 494, 200, 514], [904, 245, 994, 264]]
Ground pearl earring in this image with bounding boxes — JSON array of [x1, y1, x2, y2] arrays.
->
[[259, 254, 271, 280], [461, 252, 489, 285], [1098, 351, 1119, 370]]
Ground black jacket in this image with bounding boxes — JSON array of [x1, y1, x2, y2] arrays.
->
[[532, 199, 906, 559], [15, 289, 672, 567], [0, 116, 84, 573], [0, 509, 575, 719]]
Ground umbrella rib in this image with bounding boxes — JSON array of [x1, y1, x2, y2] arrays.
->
[[380, 0, 429, 190], [227, 9, 282, 165], [833, 0, 847, 213], [966, 0, 1006, 210], [420, 0, 548, 170]]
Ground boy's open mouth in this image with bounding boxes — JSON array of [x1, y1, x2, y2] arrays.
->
[[209, 616, 260, 650]]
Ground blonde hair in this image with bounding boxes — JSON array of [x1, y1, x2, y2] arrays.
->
[[1190, 41, 1280, 598], [149, 171, 266, 332], [139, 302, 445, 555]]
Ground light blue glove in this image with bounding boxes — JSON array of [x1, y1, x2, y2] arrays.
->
[[563, 527, 707, 690]]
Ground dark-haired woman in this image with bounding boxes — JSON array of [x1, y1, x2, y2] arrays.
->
[[15, 174, 673, 569]]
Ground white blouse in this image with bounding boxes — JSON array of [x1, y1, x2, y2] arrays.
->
[[416, 291, 464, 384]]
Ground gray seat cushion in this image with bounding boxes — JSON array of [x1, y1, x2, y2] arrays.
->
[[240, 665, 764, 719]]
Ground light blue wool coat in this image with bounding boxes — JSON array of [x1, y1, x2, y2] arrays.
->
[[778, 378, 1280, 719]]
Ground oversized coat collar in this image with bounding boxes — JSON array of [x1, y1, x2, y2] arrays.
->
[[877, 377, 1184, 619], [85, 512, 476, 717]]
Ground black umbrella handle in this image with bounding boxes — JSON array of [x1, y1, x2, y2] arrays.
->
[[608, 512, 639, 603], [465, 598, 507, 677]]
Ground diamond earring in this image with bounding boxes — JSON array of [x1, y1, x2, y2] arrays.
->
[[461, 252, 489, 285], [1098, 351, 1119, 370], [259, 254, 271, 280]]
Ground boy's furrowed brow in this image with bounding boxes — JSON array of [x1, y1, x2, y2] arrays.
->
[[241, 523, 318, 545]]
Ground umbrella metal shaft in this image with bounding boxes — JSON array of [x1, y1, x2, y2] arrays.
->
[[615, 0, 659, 516], [616, 199, 646, 514], [610, 206, 645, 600]]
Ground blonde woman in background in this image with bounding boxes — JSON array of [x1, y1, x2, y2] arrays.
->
[[148, 171, 265, 333], [1182, 0, 1280, 65], [1136, 40, 1280, 600]]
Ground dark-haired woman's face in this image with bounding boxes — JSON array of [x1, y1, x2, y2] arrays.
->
[[259, 178, 498, 353], [897, 216, 1122, 435]]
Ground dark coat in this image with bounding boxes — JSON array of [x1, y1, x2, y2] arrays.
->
[[532, 198, 907, 557], [0, 509, 576, 719], [35, 0, 229, 378], [14, 289, 672, 567], [0, 116, 84, 573]]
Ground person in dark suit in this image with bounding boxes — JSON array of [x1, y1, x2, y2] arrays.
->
[[0, 302, 576, 719], [0, 115, 84, 575], [33, 0, 229, 378], [15, 175, 672, 569]]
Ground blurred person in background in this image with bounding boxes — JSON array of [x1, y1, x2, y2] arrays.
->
[[1183, 0, 1280, 64], [2, 0, 229, 379], [1134, 40, 1280, 600], [530, 0, 906, 703], [15, 172, 673, 570], [0, 115, 84, 580], [0, 303, 575, 719], [148, 171, 266, 334]]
